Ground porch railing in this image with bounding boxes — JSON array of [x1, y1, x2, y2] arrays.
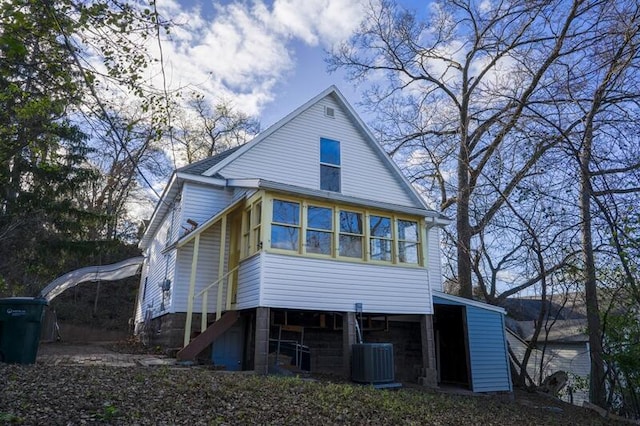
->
[[183, 264, 239, 348]]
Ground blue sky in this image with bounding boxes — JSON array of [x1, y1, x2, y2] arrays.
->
[[153, 0, 423, 128]]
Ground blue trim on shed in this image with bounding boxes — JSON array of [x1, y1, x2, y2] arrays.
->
[[433, 294, 512, 393]]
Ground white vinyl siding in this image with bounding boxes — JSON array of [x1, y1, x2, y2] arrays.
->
[[544, 343, 590, 406], [172, 221, 229, 314], [506, 332, 590, 406], [180, 183, 234, 233], [139, 206, 178, 319], [506, 331, 542, 382], [427, 226, 443, 292], [218, 95, 418, 207], [260, 252, 432, 314], [235, 254, 262, 309]]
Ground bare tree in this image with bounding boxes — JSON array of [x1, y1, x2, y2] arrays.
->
[[174, 92, 260, 164], [329, 0, 592, 299], [330, 0, 640, 408]]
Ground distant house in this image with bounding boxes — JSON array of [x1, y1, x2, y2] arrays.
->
[[504, 297, 590, 405], [133, 86, 512, 392]]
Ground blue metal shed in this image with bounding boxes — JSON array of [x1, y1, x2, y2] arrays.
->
[[432, 291, 512, 393]]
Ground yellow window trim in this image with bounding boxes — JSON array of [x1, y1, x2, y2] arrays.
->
[[263, 192, 424, 267]]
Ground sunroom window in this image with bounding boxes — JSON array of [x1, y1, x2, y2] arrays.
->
[[370, 215, 392, 261], [271, 199, 300, 251], [398, 219, 420, 264], [320, 138, 340, 192], [306, 205, 333, 255], [339, 210, 363, 258]]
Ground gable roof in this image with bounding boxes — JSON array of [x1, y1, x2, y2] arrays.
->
[[201, 85, 431, 211], [178, 145, 243, 177], [140, 86, 448, 248], [507, 318, 588, 343]]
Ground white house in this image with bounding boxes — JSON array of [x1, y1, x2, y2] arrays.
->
[[134, 86, 511, 390]]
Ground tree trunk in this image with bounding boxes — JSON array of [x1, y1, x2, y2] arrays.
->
[[579, 135, 607, 408], [457, 136, 473, 299]]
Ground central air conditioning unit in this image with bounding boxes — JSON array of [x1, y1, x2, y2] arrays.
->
[[351, 343, 394, 384]]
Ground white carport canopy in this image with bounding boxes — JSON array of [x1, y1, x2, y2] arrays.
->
[[39, 256, 145, 302]]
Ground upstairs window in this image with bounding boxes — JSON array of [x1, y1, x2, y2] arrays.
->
[[271, 199, 300, 251], [320, 138, 340, 192]]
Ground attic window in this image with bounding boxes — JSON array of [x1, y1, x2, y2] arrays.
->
[[324, 106, 335, 118], [320, 138, 340, 192]]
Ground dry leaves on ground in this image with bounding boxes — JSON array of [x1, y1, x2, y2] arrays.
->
[[0, 364, 619, 425]]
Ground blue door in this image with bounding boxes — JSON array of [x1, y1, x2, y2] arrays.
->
[[212, 320, 244, 371]]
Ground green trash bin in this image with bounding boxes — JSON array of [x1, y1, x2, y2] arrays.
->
[[0, 297, 48, 364]]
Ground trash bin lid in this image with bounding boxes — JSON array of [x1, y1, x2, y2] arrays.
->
[[0, 297, 49, 306]]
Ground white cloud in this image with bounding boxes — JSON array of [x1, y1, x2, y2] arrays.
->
[[139, 0, 368, 116]]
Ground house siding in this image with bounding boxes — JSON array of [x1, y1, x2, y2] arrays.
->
[[467, 309, 512, 392], [172, 222, 229, 314], [508, 333, 589, 406], [260, 252, 432, 314], [139, 203, 180, 320], [427, 226, 443, 292], [506, 331, 542, 382], [544, 343, 590, 405], [235, 254, 262, 309], [218, 95, 419, 208], [434, 295, 512, 392], [181, 182, 234, 230]]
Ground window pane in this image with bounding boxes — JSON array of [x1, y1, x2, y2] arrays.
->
[[339, 235, 362, 258], [340, 211, 362, 234], [254, 202, 262, 225], [370, 215, 391, 238], [271, 225, 299, 250], [320, 138, 340, 165], [321, 165, 340, 192], [399, 242, 419, 264], [273, 200, 300, 225], [307, 230, 332, 255], [398, 220, 419, 241], [370, 238, 392, 261], [308, 206, 333, 230]]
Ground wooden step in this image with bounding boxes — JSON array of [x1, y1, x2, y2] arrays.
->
[[176, 311, 240, 361]]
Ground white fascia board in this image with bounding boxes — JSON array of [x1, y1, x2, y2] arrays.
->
[[432, 290, 507, 314], [226, 178, 262, 189], [176, 172, 227, 187], [139, 173, 179, 250]]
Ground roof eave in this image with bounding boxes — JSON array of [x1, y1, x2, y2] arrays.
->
[[139, 173, 179, 249]]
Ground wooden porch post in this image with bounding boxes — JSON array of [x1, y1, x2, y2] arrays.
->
[[183, 234, 200, 348], [215, 215, 227, 322]]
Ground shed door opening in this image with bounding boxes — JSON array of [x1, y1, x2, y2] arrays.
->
[[434, 304, 470, 388]]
